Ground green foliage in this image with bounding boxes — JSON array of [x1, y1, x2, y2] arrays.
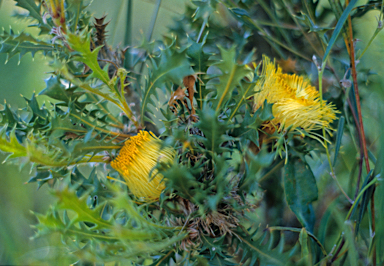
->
[[67, 32, 111, 86], [208, 46, 251, 112], [140, 41, 193, 124], [0, 29, 53, 61], [0, 0, 383, 265], [14, 0, 43, 25], [33, 185, 185, 263], [284, 157, 318, 232], [0, 127, 27, 160], [232, 227, 300, 266]]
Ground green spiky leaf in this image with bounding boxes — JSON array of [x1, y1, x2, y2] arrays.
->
[[0, 29, 53, 61], [233, 227, 299, 266], [209, 46, 251, 112], [0, 126, 27, 160], [195, 105, 234, 156], [14, 0, 43, 24], [67, 32, 111, 85], [140, 41, 193, 124]]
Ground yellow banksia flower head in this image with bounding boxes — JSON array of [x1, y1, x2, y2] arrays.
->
[[111, 131, 174, 201], [254, 56, 338, 133]]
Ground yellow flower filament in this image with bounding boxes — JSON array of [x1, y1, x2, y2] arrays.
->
[[111, 131, 174, 201], [254, 56, 338, 133]]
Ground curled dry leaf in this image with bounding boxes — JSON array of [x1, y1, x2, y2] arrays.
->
[[168, 87, 187, 112], [183, 75, 197, 121]]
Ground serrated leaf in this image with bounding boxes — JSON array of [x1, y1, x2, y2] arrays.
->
[[187, 35, 211, 109], [0, 126, 27, 160], [239, 149, 274, 198], [39, 76, 82, 104], [67, 32, 111, 85], [14, 0, 43, 24], [284, 157, 318, 232], [140, 41, 193, 124], [237, 101, 273, 146], [209, 46, 251, 112], [0, 29, 53, 61], [195, 105, 234, 156], [162, 160, 201, 203], [192, 0, 219, 21], [0, 103, 22, 129], [55, 187, 113, 229], [233, 228, 299, 266]]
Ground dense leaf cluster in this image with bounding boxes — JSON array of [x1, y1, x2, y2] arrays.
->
[[0, 0, 383, 265]]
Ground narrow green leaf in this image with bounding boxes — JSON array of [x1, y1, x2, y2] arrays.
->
[[333, 116, 345, 166], [0, 29, 53, 61], [344, 221, 358, 266], [299, 228, 309, 259], [375, 132, 384, 264], [322, 0, 358, 62]]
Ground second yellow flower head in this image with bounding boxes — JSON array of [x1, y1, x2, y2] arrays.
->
[[254, 56, 338, 133]]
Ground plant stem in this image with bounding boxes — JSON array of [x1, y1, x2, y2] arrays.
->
[[282, 0, 323, 56], [256, 0, 293, 46], [137, 0, 163, 101], [318, 67, 334, 175], [69, 113, 131, 139], [124, 0, 133, 70], [331, 175, 378, 262], [344, 6, 375, 263], [196, 20, 207, 43], [268, 226, 328, 256], [357, 0, 384, 60], [147, 0, 162, 42]]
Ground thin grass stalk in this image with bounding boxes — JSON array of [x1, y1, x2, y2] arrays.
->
[[146, 0, 162, 42], [124, 0, 133, 70], [344, 0, 372, 187], [137, 0, 163, 99], [357, 0, 384, 60], [281, 0, 323, 57], [318, 66, 334, 175], [255, 0, 293, 46]]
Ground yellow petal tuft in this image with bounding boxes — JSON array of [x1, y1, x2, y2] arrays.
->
[[111, 131, 174, 201], [254, 56, 338, 133]]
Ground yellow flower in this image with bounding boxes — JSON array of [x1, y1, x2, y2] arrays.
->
[[111, 131, 174, 201], [254, 56, 338, 133]]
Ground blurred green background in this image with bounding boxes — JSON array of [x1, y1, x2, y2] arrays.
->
[[0, 0, 186, 264]]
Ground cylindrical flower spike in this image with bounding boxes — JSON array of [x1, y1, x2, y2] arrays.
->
[[111, 131, 174, 201], [254, 56, 338, 133]]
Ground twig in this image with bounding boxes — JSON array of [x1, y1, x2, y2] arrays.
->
[[331, 172, 353, 204], [344, 4, 375, 264], [196, 20, 207, 43]]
